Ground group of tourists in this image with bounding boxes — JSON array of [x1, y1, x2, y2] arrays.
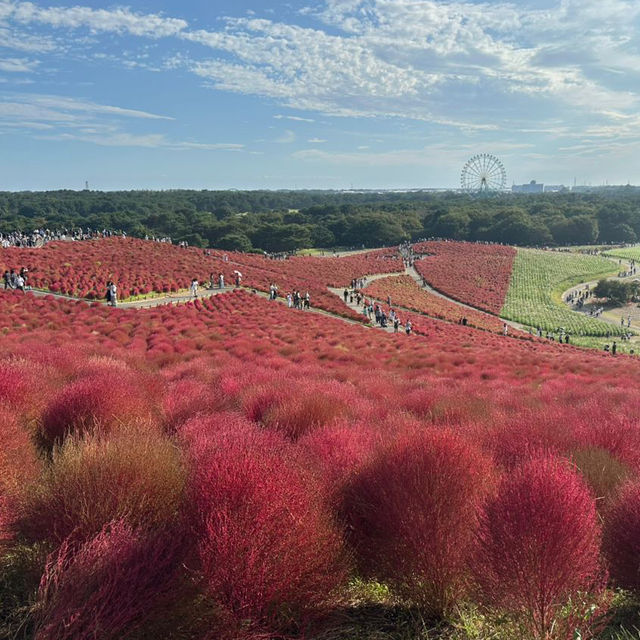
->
[[398, 241, 417, 268], [285, 290, 310, 310], [342, 287, 412, 335], [531, 326, 572, 343], [0, 227, 133, 249], [2, 267, 28, 291]]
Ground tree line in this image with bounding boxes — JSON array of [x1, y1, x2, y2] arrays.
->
[[1, 188, 640, 252]]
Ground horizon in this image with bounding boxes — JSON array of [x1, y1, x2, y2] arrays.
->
[[1, 0, 639, 191]]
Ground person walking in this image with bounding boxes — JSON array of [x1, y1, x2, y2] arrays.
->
[[108, 281, 117, 307], [218, 273, 225, 289], [15, 273, 25, 293], [405, 320, 412, 335], [190, 278, 199, 299]]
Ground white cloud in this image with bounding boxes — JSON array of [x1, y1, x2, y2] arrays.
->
[[308, 138, 327, 143], [274, 114, 315, 122], [6, 2, 187, 37], [0, 26, 58, 52], [0, 0, 639, 151], [0, 56, 38, 72], [0, 92, 240, 150], [275, 129, 296, 143]]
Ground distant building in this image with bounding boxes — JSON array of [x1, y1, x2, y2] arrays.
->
[[543, 184, 567, 193], [512, 180, 544, 194]]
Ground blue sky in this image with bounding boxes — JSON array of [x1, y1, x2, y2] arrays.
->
[[1, 0, 639, 190]]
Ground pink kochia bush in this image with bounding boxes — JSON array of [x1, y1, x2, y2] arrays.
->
[[34, 518, 185, 640], [38, 370, 160, 449], [182, 416, 348, 639], [342, 428, 494, 617], [603, 480, 640, 591], [474, 457, 604, 639], [16, 428, 185, 545]]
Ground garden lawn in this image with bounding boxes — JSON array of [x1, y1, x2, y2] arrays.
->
[[501, 248, 621, 336]]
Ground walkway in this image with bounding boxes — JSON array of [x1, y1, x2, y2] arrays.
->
[[404, 265, 527, 332], [560, 258, 640, 337]]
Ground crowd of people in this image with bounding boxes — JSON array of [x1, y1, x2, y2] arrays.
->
[[0, 227, 134, 249], [2, 267, 28, 291], [342, 287, 412, 334]]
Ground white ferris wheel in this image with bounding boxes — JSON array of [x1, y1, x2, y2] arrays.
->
[[460, 154, 507, 193]]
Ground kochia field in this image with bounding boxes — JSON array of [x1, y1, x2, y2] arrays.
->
[[0, 238, 639, 640]]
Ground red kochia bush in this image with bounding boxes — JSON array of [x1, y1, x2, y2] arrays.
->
[[34, 519, 186, 640], [185, 421, 347, 639], [475, 457, 604, 639], [0, 407, 41, 545], [39, 371, 159, 449], [343, 429, 494, 617], [17, 428, 185, 545], [603, 480, 640, 591]]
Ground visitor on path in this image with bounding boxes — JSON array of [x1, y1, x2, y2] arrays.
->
[[304, 292, 310, 310], [343, 289, 348, 303], [287, 293, 292, 308], [234, 271, 242, 287], [108, 281, 117, 307], [612, 341, 617, 355], [503, 323, 509, 336], [218, 273, 225, 289], [3, 270, 10, 289], [190, 278, 199, 299], [15, 274, 25, 293], [405, 320, 412, 335], [393, 317, 399, 333]]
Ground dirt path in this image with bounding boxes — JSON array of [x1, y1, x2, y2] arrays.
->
[[560, 259, 640, 338], [403, 265, 528, 331], [26, 285, 231, 308], [19, 266, 526, 339]]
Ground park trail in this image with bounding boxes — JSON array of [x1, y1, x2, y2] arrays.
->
[[21, 262, 537, 338], [560, 256, 640, 339]]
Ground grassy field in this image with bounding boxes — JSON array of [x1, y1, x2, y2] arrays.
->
[[604, 246, 640, 262], [500, 248, 623, 336]]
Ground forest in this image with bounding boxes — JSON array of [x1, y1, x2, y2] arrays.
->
[[1, 188, 640, 251]]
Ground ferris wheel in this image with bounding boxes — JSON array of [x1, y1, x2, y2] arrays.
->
[[460, 153, 507, 192]]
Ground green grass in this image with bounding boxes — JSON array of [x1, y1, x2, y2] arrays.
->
[[501, 248, 623, 336], [604, 246, 640, 262]]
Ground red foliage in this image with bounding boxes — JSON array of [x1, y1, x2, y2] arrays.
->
[[603, 480, 640, 591], [299, 420, 385, 500], [39, 370, 160, 449], [34, 519, 186, 640], [17, 429, 185, 546], [342, 428, 494, 616], [0, 407, 41, 545], [364, 274, 506, 333], [474, 457, 604, 638], [0, 236, 401, 320], [184, 421, 348, 639], [413, 241, 516, 313]]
